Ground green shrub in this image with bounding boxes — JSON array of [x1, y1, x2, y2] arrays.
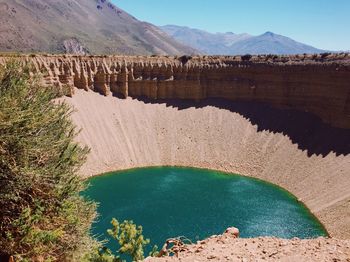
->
[[0, 61, 97, 261]]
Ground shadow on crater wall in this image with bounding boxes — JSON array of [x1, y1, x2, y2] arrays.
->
[[133, 96, 350, 157]]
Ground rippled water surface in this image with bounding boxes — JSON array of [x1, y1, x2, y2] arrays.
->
[[83, 167, 327, 250]]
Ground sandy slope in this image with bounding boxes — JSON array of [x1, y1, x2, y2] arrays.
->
[[64, 89, 350, 239]]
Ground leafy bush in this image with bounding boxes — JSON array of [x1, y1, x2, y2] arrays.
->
[[0, 62, 159, 262], [0, 62, 97, 261]]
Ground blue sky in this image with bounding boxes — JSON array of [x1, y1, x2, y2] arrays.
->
[[112, 0, 350, 51]]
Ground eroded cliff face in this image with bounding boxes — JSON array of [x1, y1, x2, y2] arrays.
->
[[0, 54, 349, 128]]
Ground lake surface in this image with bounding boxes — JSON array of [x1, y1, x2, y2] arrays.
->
[[83, 167, 327, 251]]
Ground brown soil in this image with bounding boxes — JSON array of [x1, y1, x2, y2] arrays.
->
[[145, 229, 350, 262]]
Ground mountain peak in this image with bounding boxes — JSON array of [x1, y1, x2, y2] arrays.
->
[[161, 25, 326, 55], [262, 31, 275, 37]]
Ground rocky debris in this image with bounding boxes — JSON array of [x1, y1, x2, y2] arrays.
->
[[63, 38, 89, 55], [158, 236, 193, 257], [145, 228, 350, 262], [0, 54, 349, 128]]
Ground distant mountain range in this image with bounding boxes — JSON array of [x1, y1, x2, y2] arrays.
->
[[0, 0, 195, 55], [160, 25, 327, 55], [0, 0, 330, 56]]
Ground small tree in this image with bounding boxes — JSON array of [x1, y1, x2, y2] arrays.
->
[[0, 62, 97, 261], [107, 219, 153, 261]]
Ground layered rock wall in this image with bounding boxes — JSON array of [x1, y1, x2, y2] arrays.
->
[[1, 54, 349, 128]]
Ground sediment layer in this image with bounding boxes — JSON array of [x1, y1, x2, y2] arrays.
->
[[0, 53, 349, 128]]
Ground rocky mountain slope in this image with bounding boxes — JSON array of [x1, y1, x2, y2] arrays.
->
[[160, 25, 325, 55], [0, 0, 196, 55]]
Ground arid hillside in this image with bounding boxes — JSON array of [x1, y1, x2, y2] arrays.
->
[[0, 0, 196, 55]]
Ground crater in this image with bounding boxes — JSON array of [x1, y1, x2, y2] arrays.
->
[[66, 88, 350, 239], [1, 54, 349, 240]]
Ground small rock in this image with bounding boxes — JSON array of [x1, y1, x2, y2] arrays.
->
[[225, 227, 240, 238]]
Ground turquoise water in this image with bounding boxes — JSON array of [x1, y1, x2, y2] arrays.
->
[[83, 167, 327, 251]]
